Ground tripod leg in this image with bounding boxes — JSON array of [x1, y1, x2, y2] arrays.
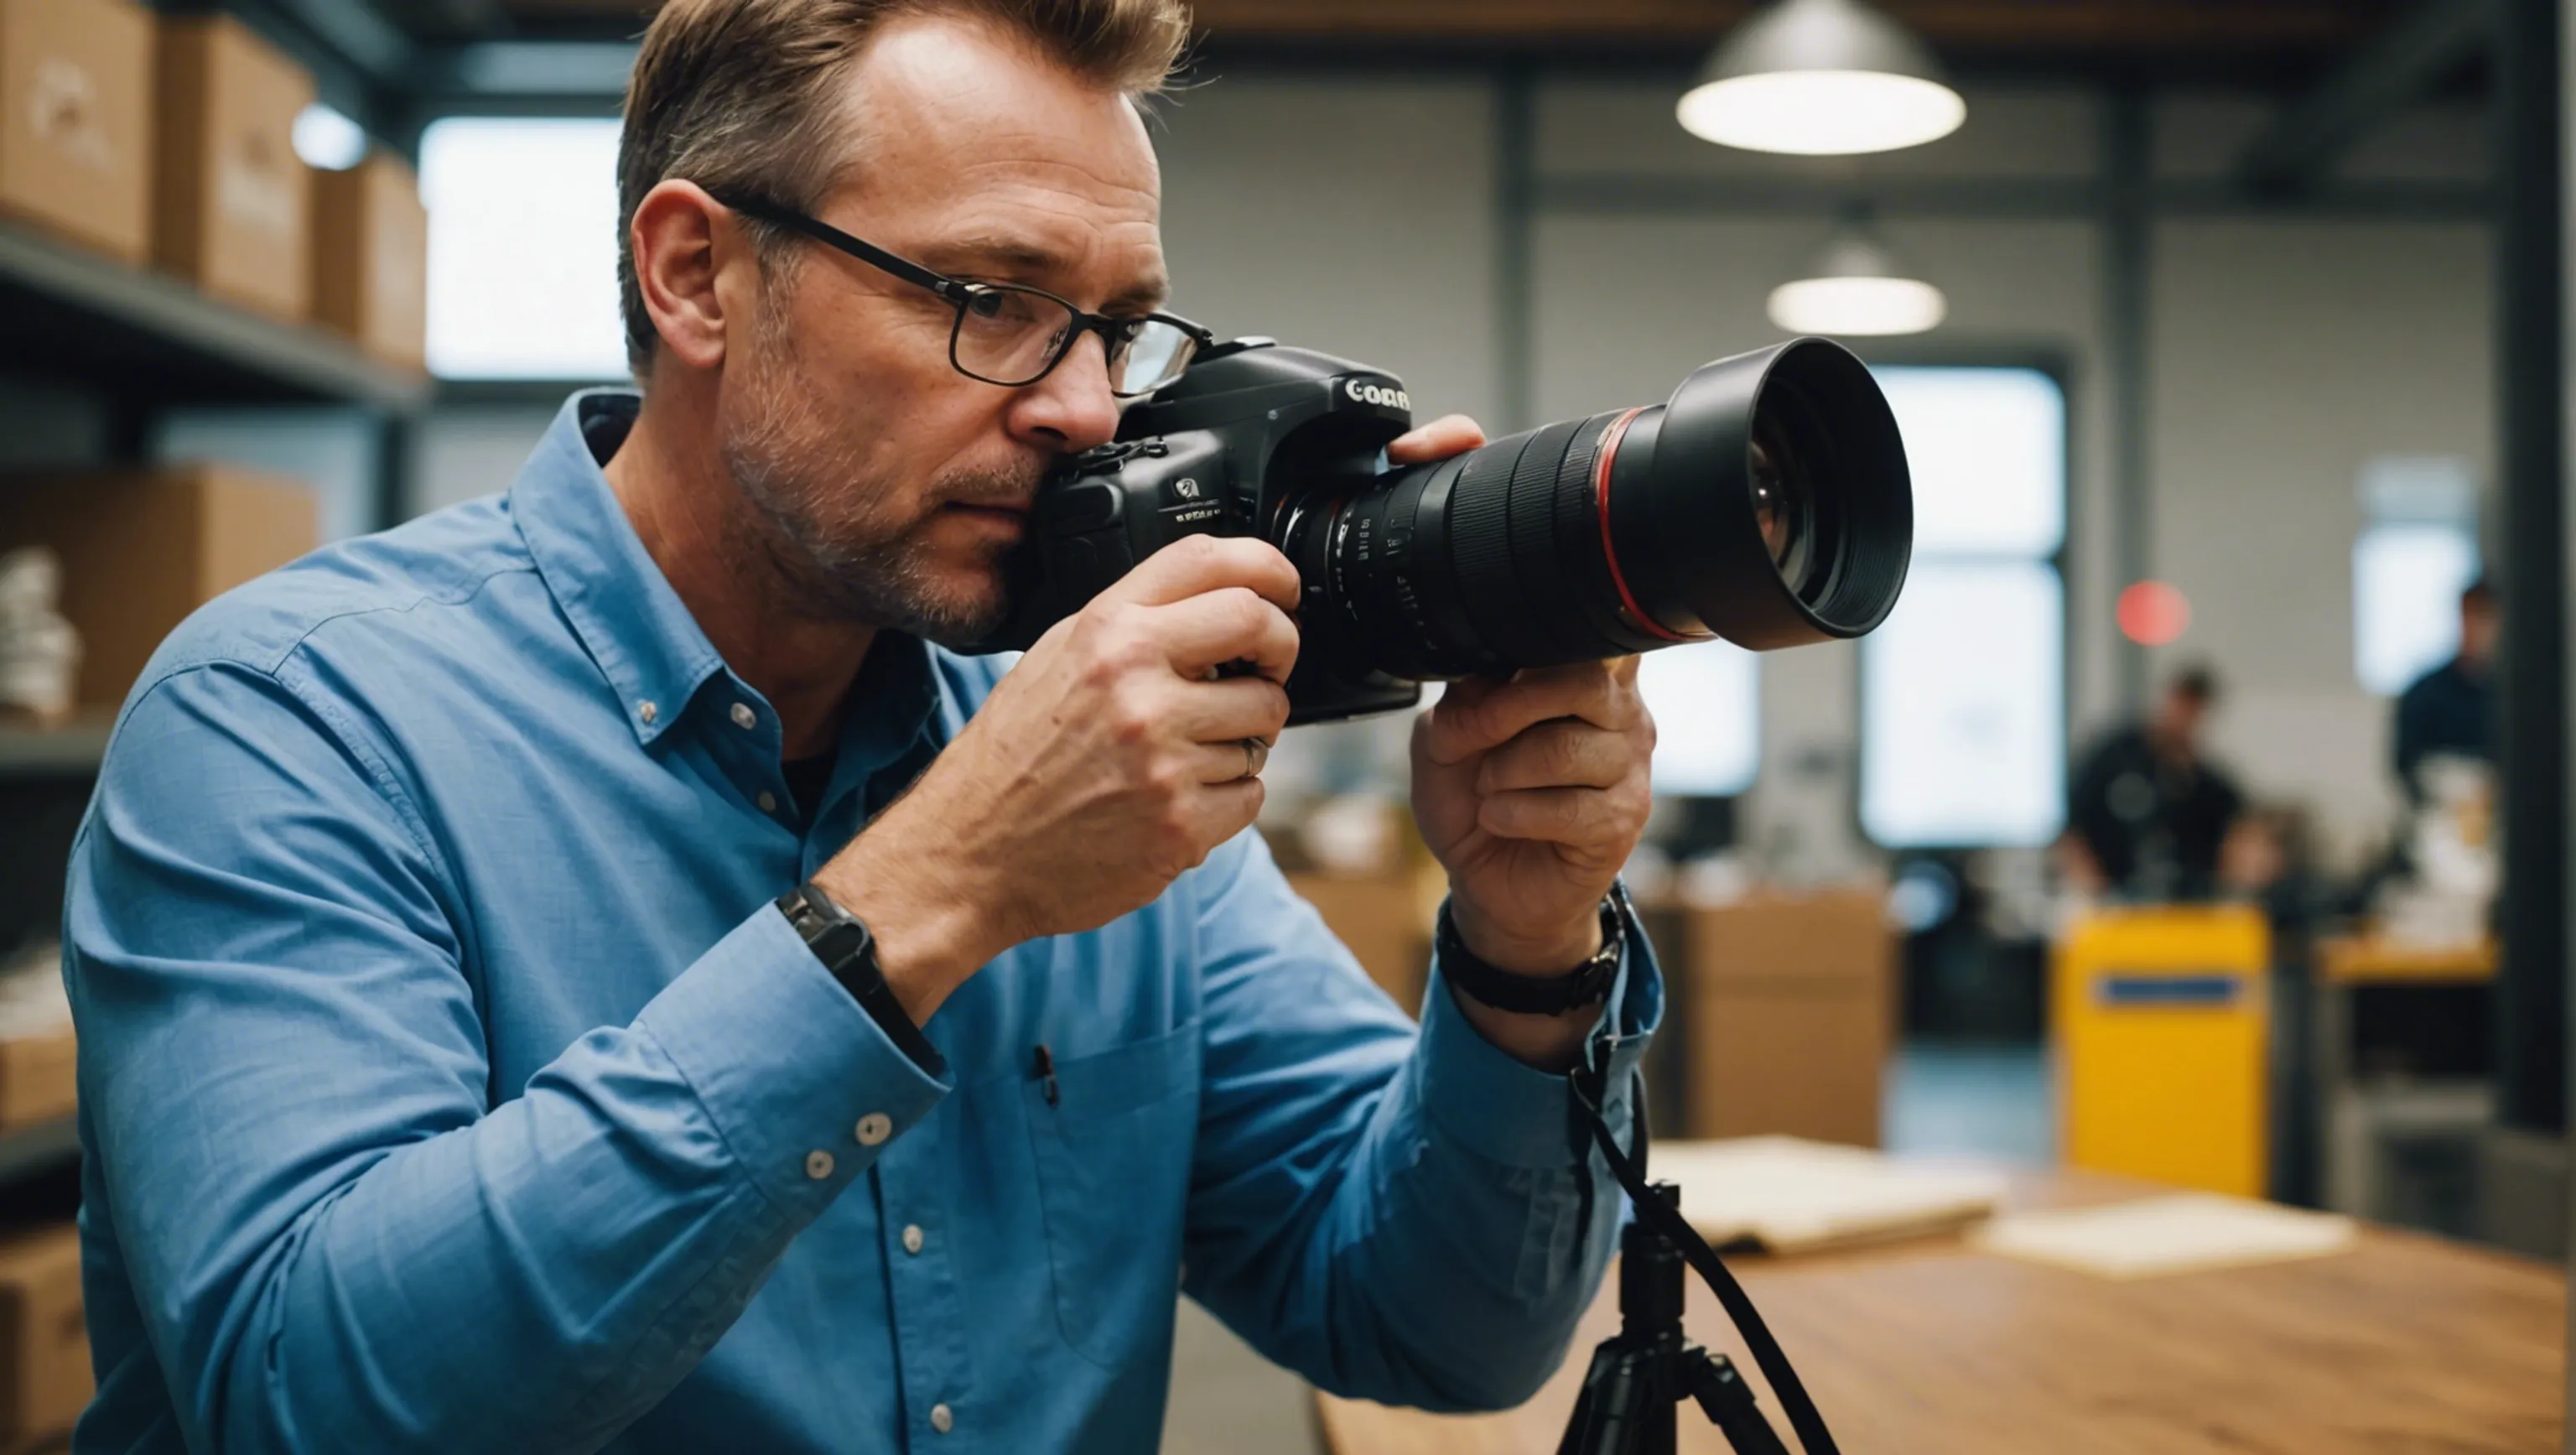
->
[[1681, 1350, 1791, 1455], [1558, 1341, 1654, 1455]]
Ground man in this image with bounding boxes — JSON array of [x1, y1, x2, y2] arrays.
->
[[2393, 577, 2499, 803], [2061, 666, 2246, 901], [62, 3, 1662, 1452]]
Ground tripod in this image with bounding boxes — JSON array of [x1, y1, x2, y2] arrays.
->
[[1555, 1182, 1789, 1455]]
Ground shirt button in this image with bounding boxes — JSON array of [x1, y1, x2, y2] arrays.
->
[[854, 1113, 892, 1146], [730, 702, 757, 730], [803, 1150, 835, 1180], [638, 700, 657, 725], [929, 1404, 954, 1435], [901, 1224, 925, 1255], [756, 790, 777, 813]]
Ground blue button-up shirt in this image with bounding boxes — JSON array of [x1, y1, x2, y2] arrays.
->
[[64, 392, 1659, 1455]]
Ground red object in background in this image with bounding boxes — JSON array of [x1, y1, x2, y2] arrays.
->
[[2117, 580, 2191, 646]]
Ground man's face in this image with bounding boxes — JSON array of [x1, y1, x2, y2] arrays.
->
[[719, 16, 1166, 644], [2460, 597, 2501, 667]]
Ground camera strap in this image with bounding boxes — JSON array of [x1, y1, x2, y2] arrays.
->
[[1569, 1068, 1844, 1455]]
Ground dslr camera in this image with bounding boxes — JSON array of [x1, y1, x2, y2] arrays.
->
[[976, 335, 1915, 722]]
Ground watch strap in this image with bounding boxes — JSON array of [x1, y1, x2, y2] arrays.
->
[[776, 882, 948, 1078], [1436, 890, 1626, 1017]]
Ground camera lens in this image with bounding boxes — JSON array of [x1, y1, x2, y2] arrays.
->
[[1282, 337, 1913, 678]]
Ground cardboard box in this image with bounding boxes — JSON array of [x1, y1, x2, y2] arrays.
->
[[0, 1224, 86, 1449], [1290, 872, 1432, 1016], [0, 465, 315, 708], [1677, 888, 1894, 1147], [311, 151, 426, 369], [152, 15, 311, 318], [0, 0, 151, 261], [0, 1032, 70, 1138]]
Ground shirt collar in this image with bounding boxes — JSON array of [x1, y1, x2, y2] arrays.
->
[[512, 389, 950, 760], [512, 390, 729, 746]]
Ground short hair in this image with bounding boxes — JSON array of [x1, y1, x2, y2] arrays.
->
[[2463, 575, 2498, 611], [2169, 664, 2220, 706], [617, 0, 1192, 378]]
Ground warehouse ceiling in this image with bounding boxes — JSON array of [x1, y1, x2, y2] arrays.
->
[[401, 0, 2421, 70]]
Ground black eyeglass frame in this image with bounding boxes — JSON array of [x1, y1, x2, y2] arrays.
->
[[706, 189, 1213, 398]]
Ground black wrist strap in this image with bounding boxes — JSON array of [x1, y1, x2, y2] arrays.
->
[[776, 882, 948, 1078], [1437, 889, 1625, 1016]]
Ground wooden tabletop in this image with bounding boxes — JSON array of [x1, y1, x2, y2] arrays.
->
[[2316, 934, 2498, 985], [1316, 1167, 2564, 1455]]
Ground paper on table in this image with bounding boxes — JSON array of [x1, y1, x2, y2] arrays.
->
[[1973, 1193, 2358, 1279], [1647, 1137, 2009, 1254]]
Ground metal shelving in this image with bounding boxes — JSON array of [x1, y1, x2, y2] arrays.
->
[[0, 218, 432, 414]]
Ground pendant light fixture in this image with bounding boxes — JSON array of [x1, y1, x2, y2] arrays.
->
[[1679, 0, 1966, 156], [1766, 208, 1946, 336]]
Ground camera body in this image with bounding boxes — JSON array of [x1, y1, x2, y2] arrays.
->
[[979, 338, 1431, 724], [975, 332, 1914, 727]]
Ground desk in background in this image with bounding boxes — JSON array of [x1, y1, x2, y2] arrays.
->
[[2311, 934, 2497, 1229], [1316, 1164, 2562, 1455]]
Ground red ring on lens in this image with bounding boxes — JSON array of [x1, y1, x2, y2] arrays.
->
[[1592, 408, 1702, 644]]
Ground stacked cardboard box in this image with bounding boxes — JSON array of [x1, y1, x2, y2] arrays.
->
[[153, 14, 313, 319], [0, 1224, 87, 1452], [0, 465, 317, 710], [311, 151, 428, 370], [1674, 888, 1895, 1148], [0, 0, 153, 262]]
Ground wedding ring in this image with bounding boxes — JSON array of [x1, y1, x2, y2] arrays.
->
[[1240, 737, 1268, 780]]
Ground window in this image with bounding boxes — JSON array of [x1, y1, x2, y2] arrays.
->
[[1639, 640, 1759, 796], [2352, 456, 2480, 697], [421, 118, 628, 380], [2354, 524, 2479, 695], [1858, 366, 2069, 849]]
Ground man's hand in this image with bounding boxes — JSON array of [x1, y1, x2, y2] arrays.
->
[[818, 533, 1300, 1021], [1394, 416, 1657, 1068]]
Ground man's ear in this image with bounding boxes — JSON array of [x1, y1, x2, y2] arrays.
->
[[629, 180, 743, 373]]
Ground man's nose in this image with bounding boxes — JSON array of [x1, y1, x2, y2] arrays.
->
[[1007, 330, 1123, 454]]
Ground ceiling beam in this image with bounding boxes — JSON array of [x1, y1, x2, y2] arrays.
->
[[1179, 0, 2381, 49], [496, 0, 2389, 52], [2236, 0, 2496, 194]]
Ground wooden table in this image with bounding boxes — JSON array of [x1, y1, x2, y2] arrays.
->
[[1317, 1167, 2563, 1454]]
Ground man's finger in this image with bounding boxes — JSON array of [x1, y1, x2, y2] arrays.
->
[[1424, 662, 1639, 766], [1173, 676, 1291, 746], [1476, 785, 1627, 845], [1151, 588, 1300, 683], [1388, 413, 1486, 464], [1106, 534, 1301, 615], [1477, 719, 1633, 794]]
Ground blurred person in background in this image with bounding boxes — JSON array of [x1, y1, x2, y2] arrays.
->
[[2393, 576, 2499, 803], [2059, 665, 2247, 901]]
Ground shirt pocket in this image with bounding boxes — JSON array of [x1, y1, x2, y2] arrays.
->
[[1023, 1022, 1202, 1369]]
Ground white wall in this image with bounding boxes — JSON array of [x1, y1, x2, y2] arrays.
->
[[401, 73, 2495, 867]]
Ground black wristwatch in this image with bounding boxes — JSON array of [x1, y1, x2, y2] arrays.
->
[[776, 881, 948, 1077], [1436, 888, 1628, 1017]]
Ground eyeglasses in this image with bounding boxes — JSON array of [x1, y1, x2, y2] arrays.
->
[[707, 190, 1212, 398]]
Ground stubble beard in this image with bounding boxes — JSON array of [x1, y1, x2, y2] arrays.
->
[[719, 306, 1041, 648]]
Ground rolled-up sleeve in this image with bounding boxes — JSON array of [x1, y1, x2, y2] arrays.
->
[[1178, 830, 1659, 1412], [67, 663, 946, 1455]]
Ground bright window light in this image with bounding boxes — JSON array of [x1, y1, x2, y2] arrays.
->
[[1638, 639, 1759, 796], [1676, 71, 1964, 156], [293, 104, 368, 171], [1872, 366, 2067, 556], [1765, 275, 1946, 336], [2355, 524, 2480, 696], [1861, 561, 2066, 848], [421, 117, 628, 381], [1857, 366, 2067, 850]]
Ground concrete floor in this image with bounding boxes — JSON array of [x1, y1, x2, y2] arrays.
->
[[1156, 1041, 2056, 1451]]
